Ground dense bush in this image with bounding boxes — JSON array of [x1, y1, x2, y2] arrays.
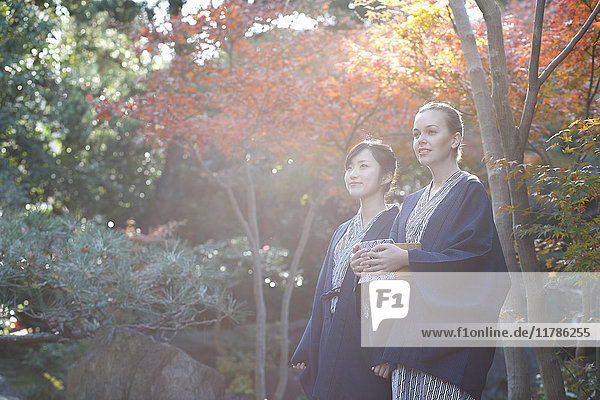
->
[[0, 209, 243, 341], [527, 119, 600, 272]]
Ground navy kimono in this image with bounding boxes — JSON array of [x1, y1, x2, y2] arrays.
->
[[292, 206, 399, 400], [382, 173, 510, 400]]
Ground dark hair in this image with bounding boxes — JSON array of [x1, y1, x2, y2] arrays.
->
[[345, 139, 397, 193], [417, 102, 464, 161]]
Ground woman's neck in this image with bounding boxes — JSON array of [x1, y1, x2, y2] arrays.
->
[[360, 194, 387, 226], [428, 159, 460, 192]]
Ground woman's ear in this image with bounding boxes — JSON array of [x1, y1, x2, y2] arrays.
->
[[451, 132, 462, 150], [381, 171, 393, 186]]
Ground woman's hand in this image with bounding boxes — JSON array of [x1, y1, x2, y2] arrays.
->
[[350, 244, 369, 276], [372, 362, 390, 379], [292, 362, 306, 370], [359, 243, 410, 273]]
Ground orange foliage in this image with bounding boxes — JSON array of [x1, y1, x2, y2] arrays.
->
[[532, 1, 600, 123], [486, 0, 600, 149], [349, 0, 483, 159], [352, 0, 600, 158], [98, 0, 416, 178], [95, 0, 600, 169], [353, 0, 476, 104]]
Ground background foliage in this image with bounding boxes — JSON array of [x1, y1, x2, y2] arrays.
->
[[2, 0, 600, 398]]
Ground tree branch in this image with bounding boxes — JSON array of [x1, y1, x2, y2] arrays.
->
[[528, 0, 546, 91], [519, 0, 600, 153], [526, 139, 553, 166], [474, 0, 520, 159], [244, 160, 260, 246], [274, 184, 328, 400], [0, 332, 74, 344], [539, 0, 600, 85], [517, 0, 546, 154], [585, 31, 600, 118], [175, 137, 256, 243]]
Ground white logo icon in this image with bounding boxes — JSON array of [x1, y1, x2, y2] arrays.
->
[[369, 280, 411, 331]]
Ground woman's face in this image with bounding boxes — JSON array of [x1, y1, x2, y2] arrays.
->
[[344, 148, 387, 200], [412, 110, 460, 168]]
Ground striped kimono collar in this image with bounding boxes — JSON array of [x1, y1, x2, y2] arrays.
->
[[329, 205, 394, 313], [405, 170, 466, 244]]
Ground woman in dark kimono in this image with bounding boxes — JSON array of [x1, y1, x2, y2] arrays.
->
[[291, 139, 399, 400], [352, 102, 509, 400]]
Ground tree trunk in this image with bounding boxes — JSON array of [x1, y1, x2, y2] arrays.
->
[[575, 282, 590, 359], [274, 187, 328, 400], [195, 155, 268, 400], [597, 347, 600, 390], [212, 312, 226, 356], [511, 184, 566, 400], [243, 162, 267, 400], [471, 0, 576, 398], [143, 140, 185, 229], [503, 347, 531, 400], [575, 282, 590, 387], [251, 242, 267, 400], [448, 1, 530, 397]]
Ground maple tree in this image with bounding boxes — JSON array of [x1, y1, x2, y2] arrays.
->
[[449, 1, 600, 398], [350, 0, 600, 164], [496, 0, 600, 164], [350, 0, 600, 398], [96, 1, 416, 398], [124, 5, 313, 398], [468, 1, 600, 397]]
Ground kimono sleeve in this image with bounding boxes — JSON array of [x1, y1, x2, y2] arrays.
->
[[406, 182, 508, 327], [290, 223, 344, 366], [291, 317, 312, 364], [407, 181, 495, 272]]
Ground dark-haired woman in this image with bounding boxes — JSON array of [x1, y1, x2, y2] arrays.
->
[[291, 139, 399, 399], [352, 103, 509, 400]]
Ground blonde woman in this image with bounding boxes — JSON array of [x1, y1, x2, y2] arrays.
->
[[352, 103, 509, 400]]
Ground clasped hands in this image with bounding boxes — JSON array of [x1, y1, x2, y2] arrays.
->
[[350, 243, 410, 277], [351, 243, 409, 378], [291, 244, 408, 378]]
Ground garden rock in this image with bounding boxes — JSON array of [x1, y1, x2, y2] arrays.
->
[[0, 375, 20, 400], [66, 328, 225, 400]]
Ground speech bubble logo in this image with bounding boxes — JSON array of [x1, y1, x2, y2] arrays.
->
[[369, 280, 411, 331]]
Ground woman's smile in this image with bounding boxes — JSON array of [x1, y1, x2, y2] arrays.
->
[[344, 148, 386, 201], [417, 148, 431, 157]]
